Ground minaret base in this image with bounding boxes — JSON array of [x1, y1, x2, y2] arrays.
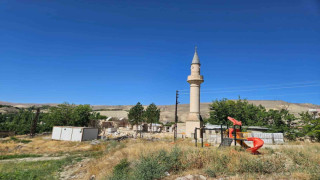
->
[[185, 113, 203, 138]]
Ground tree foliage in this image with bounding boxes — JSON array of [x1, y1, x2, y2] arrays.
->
[[208, 98, 296, 134], [144, 103, 160, 133], [0, 102, 105, 135], [128, 102, 145, 127], [144, 103, 160, 124], [299, 111, 320, 142]]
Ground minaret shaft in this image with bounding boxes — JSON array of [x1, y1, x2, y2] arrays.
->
[[190, 84, 200, 113]]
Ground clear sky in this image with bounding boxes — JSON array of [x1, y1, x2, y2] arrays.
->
[[0, 0, 319, 105]]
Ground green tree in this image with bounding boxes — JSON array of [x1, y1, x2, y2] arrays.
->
[[144, 103, 160, 133], [208, 98, 268, 126], [0, 102, 101, 135], [300, 111, 320, 142], [128, 102, 145, 135], [46, 103, 75, 126], [73, 104, 92, 126], [40, 103, 93, 128], [208, 98, 297, 138]]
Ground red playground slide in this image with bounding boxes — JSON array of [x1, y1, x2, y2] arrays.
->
[[247, 137, 264, 154], [227, 116, 264, 154]]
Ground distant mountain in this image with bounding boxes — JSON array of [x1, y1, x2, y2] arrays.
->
[[1, 100, 319, 122]]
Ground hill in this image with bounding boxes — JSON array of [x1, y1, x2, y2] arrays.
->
[[1, 100, 319, 122]]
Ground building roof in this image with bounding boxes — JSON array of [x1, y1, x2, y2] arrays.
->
[[191, 46, 200, 64]]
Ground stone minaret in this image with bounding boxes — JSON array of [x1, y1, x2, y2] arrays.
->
[[186, 47, 204, 138]]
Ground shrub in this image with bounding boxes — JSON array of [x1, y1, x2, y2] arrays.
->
[[109, 159, 131, 180], [108, 147, 183, 180], [133, 147, 182, 180]]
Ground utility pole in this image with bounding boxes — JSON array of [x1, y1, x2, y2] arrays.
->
[[174, 90, 179, 141]]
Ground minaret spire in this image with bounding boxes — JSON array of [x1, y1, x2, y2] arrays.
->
[[192, 46, 200, 64]]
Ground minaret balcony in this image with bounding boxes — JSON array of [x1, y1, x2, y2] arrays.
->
[[187, 75, 204, 84]]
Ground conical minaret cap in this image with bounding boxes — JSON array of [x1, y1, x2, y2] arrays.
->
[[192, 46, 200, 64]]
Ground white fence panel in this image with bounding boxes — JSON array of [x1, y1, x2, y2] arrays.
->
[[274, 138, 284, 144], [261, 139, 273, 145], [52, 127, 62, 140], [273, 133, 284, 139], [61, 127, 73, 141]]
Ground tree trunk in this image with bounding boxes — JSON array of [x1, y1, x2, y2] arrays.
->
[[136, 124, 138, 136], [30, 108, 40, 138], [140, 124, 142, 138]]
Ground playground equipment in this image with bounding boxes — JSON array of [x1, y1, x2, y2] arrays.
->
[[220, 117, 264, 154], [194, 116, 264, 154]]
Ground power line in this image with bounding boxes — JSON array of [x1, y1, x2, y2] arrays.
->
[[243, 92, 320, 98], [201, 84, 320, 94], [179, 84, 320, 94], [178, 80, 320, 92]]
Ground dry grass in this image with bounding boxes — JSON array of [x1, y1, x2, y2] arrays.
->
[[80, 139, 320, 180], [0, 135, 94, 155], [1, 136, 319, 180], [80, 139, 187, 179]]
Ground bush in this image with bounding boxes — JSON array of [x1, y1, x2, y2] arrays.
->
[[109, 159, 131, 180], [133, 147, 182, 180], [237, 156, 286, 174], [108, 147, 182, 180]]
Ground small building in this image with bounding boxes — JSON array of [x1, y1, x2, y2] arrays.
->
[[148, 123, 162, 133], [309, 109, 320, 119], [100, 117, 129, 129], [52, 126, 98, 142]]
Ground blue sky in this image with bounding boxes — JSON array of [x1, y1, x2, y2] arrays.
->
[[0, 0, 319, 105]]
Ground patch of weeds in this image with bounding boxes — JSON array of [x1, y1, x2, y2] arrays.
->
[[205, 168, 216, 178], [0, 154, 42, 160], [109, 159, 131, 180], [108, 147, 183, 180], [265, 147, 275, 154], [237, 155, 286, 174], [4, 136, 32, 144], [235, 146, 246, 152], [81, 151, 103, 158], [132, 147, 182, 180], [211, 154, 231, 174], [282, 149, 312, 167], [48, 151, 66, 157], [0, 156, 75, 180], [105, 141, 126, 153]]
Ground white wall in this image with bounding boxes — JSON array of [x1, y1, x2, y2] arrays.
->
[[52, 127, 98, 141], [52, 127, 62, 140], [71, 128, 83, 142], [60, 127, 73, 141]]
